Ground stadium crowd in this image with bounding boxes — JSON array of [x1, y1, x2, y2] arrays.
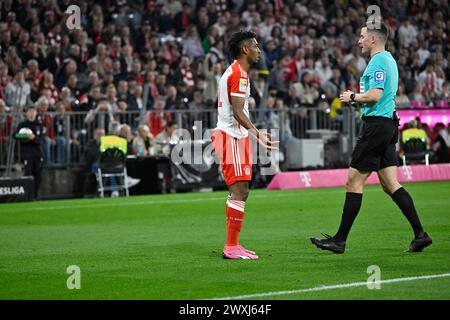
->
[[0, 0, 449, 165]]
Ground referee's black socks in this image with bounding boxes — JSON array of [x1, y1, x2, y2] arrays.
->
[[334, 192, 363, 242], [391, 187, 424, 238]]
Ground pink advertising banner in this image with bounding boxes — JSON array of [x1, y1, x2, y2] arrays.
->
[[267, 164, 450, 190], [396, 109, 450, 127]]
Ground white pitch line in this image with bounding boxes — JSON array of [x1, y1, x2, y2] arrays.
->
[[0, 183, 428, 214], [208, 273, 450, 300], [0, 189, 346, 213]]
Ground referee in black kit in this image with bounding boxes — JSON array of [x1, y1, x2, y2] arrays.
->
[[310, 22, 432, 254], [14, 105, 45, 199]]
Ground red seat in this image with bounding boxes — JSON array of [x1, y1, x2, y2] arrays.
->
[[410, 100, 427, 109], [435, 100, 449, 109]]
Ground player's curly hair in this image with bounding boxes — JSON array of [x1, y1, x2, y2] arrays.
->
[[228, 30, 257, 60]]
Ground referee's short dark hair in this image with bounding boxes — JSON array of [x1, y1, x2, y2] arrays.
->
[[366, 20, 389, 44], [228, 30, 257, 60]]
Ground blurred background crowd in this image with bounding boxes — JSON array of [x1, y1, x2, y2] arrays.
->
[[0, 0, 449, 166]]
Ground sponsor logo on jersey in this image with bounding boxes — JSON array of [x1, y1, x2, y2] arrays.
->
[[374, 70, 385, 83], [239, 78, 248, 92]]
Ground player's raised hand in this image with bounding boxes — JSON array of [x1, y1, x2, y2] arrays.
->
[[249, 129, 279, 150]]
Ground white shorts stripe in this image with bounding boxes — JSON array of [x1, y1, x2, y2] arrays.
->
[[228, 201, 245, 212], [229, 200, 245, 209], [234, 138, 242, 176], [230, 138, 238, 177]]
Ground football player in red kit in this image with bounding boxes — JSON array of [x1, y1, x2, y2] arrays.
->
[[212, 30, 278, 259]]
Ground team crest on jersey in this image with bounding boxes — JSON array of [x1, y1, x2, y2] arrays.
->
[[244, 165, 251, 176], [239, 78, 248, 91], [374, 71, 385, 83]]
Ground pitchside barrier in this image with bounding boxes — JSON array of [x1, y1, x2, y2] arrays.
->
[[0, 107, 357, 169], [266, 164, 450, 190]]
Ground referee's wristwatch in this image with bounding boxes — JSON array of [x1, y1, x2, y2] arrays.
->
[[350, 92, 356, 103]]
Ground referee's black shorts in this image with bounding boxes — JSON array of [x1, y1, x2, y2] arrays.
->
[[350, 116, 399, 172]]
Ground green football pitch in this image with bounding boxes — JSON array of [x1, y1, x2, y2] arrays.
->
[[1, 181, 449, 300]]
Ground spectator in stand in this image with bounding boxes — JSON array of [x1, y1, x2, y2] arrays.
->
[[37, 71, 59, 105], [4, 69, 30, 110], [80, 127, 105, 173], [396, 83, 411, 109], [174, 55, 195, 92], [116, 123, 134, 156], [146, 97, 171, 137], [145, 71, 160, 106], [35, 96, 54, 164], [129, 84, 144, 112], [55, 58, 78, 90], [0, 62, 12, 100], [117, 79, 138, 111], [398, 18, 418, 48], [132, 124, 157, 157], [203, 55, 222, 107], [294, 72, 320, 106], [174, 2, 192, 34], [26, 59, 42, 97], [4, 46, 23, 75], [155, 74, 168, 97], [432, 124, 450, 163], [165, 85, 182, 111], [322, 67, 346, 101], [280, 52, 298, 85], [0, 98, 11, 164], [409, 82, 426, 103], [84, 71, 102, 93], [52, 101, 68, 164], [111, 99, 129, 135], [84, 99, 115, 135], [156, 120, 179, 157], [182, 26, 204, 59], [105, 84, 119, 113], [315, 52, 333, 84], [188, 90, 205, 125], [418, 60, 439, 101], [88, 43, 110, 77]]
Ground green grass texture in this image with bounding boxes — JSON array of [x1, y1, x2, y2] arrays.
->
[[1, 181, 449, 300]]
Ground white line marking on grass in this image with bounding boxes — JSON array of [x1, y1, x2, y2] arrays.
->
[[0, 189, 346, 213], [207, 273, 450, 300], [0, 183, 430, 214]]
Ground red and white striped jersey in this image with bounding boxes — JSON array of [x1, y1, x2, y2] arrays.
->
[[216, 60, 251, 139]]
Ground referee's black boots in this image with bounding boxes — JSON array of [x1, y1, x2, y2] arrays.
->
[[310, 234, 346, 254], [406, 232, 432, 253], [310, 232, 432, 254]]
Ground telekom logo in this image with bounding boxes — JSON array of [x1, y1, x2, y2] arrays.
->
[[402, 166, 413, 180], [300, 172, 312, 187]]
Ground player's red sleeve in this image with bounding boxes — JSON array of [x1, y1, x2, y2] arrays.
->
[[227, 70, 248, 99]]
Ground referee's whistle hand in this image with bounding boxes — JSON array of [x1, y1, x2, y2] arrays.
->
[[339, 90, 353, 103]]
